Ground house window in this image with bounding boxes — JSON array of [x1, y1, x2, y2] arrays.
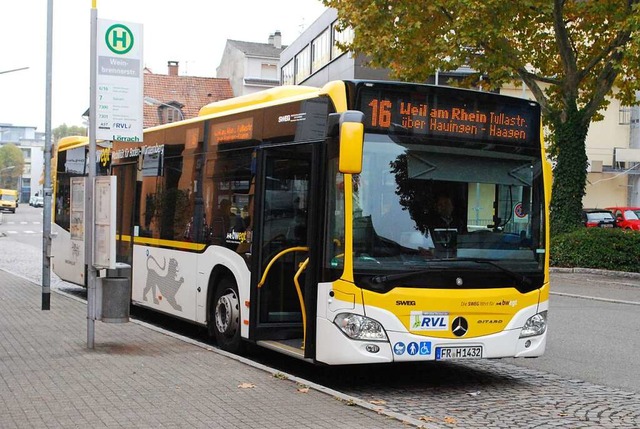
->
[[21, 148, 31, 161], [261, 63, 277, 80], [295, 45, 311, 84], [281, 61, 295, 85], [164, 107, 182, 123], [619, 106, 631, 125], [331, 21, 353, 60], [312, 28, 331, 73]]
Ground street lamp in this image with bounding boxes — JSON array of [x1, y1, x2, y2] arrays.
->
[[144, 96, 185, 121], [0, 67, 29, 75]]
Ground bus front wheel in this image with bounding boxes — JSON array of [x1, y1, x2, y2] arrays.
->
[[210, 277, 243, 353]]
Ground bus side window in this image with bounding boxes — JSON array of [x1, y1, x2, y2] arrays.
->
[[54, 178, 71, 231]]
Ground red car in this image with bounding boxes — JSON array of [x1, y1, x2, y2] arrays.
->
[[605, 206, 640, 230]]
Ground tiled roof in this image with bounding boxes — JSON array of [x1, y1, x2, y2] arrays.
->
[[143, 72, 234, 128], [227, 40, 286, 58]]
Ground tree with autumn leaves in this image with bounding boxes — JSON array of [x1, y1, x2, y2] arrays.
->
[[324, 0, 640, 234], [0, 144, 24, 190]]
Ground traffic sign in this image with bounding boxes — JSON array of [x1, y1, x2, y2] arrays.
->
[[96, 19, 143, 142]]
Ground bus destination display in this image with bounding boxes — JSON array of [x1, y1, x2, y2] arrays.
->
[[359, 88, 538, 145]]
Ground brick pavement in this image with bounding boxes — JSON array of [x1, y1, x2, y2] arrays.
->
[[331, 358, 640, 429], [0, 270, 415, 429]]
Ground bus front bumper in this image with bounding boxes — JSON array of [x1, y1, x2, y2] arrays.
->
[[315, 311, 547, 365]]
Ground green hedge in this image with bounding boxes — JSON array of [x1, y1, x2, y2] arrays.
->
[[550, 227, 640, 273]]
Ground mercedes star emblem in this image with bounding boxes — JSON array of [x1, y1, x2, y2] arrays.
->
[[451, 316, 468, 337]]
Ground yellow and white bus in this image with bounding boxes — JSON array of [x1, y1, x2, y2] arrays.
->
[[52, 80, 550, 364]]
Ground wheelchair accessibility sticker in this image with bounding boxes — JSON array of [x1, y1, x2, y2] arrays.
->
[[394, 341, 432, 356]]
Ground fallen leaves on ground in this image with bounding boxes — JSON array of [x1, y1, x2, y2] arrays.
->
[[419, 416, 437, 422]]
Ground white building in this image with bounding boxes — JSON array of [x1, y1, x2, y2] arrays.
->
[[0, 123, 45, 203], [216, 31, 285, 96]]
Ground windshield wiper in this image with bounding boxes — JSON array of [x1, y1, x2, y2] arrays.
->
[[369, 261, 452, 284], [368, 258, 532, 287], [370, 270, 431, 285], [457, 258, 532, 287]]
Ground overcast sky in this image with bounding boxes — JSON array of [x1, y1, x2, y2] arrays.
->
[[0, 0, 328, 131]]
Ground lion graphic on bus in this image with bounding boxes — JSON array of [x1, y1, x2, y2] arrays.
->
[[143, 254, 184, 311]]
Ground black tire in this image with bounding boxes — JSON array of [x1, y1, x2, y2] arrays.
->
[[210, 277, 243, 353]]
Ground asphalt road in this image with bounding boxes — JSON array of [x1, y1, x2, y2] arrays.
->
[[0, 203, 44, 248], [507, 271, 640, 393]]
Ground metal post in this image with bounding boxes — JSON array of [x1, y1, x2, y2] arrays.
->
[[42, 0, 53, 311], [87, 1, 98, 348]]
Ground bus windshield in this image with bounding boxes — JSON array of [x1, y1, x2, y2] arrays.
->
[[348, 134, 545, 279]]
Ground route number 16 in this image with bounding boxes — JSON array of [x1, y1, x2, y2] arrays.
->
[[368, 99, 392, 128]]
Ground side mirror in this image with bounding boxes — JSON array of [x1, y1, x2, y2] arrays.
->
[[338, 111, 365, 174]]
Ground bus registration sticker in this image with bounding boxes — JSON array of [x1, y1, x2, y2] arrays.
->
[[435, 346, 483, 360]]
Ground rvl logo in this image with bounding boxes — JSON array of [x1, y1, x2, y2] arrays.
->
[[411, 311, 449, 331]]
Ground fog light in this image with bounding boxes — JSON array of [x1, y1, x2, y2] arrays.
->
[[365, 344, 380, 353], [525, 340, 531, 348]]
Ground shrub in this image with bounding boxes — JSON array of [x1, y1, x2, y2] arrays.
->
[[550, 228, 640, 273]]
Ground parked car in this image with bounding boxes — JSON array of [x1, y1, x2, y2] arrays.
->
[[581, 208, 616, 228], [605, 206, 640, 230], [33, 196, 44, 208], [29, 196, 37, 206]]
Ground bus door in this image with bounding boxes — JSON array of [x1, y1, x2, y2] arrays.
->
[[252, 143, 320, 357]]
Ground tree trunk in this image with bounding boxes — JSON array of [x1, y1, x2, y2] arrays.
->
[[550, 109, 590, 235]]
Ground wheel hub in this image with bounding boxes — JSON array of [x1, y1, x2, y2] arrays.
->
[[215, 290, 239, 336]]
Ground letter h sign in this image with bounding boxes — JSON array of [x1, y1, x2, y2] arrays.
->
[[105, 23, 134, 55]]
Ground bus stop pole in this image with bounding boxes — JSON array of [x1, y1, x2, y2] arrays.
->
[[42, 0, 53, 311], [87, 1, 98, 348]]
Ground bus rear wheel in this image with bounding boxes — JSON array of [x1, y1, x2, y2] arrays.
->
[[210, 277, 243, 353]]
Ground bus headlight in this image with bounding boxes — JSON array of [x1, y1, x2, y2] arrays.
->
[[334, 313, 388, 342], [519, 311, 547, 338]]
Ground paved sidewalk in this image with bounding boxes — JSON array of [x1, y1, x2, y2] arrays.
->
[[0, 270, 412, 429]]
